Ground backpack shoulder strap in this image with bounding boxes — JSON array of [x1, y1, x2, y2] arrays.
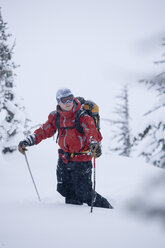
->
[[55, 106, 89, 142], [55, 110, 80, 142], [75, 108, 87, 134], [55, 111, 60, 143], [55, 111, 60, 130]]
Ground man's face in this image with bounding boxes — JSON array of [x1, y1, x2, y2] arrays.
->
[[58, 101, 74, 111]]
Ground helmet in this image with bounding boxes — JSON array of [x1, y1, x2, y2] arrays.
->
[[56, 88, 74, 102]]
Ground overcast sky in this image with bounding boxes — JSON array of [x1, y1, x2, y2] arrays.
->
[[1, 0, 165, 123]]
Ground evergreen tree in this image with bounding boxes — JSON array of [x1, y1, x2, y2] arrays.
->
[[136, 39, 165, 167], [0, 9, 27, 154], [110, 84, 132, 157]]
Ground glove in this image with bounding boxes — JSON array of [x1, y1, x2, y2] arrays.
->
[[18, 134, 36, 155], [89, 142, 102, 158]]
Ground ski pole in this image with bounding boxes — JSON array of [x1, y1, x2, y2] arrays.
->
[[24, 152, 41, 201], [90, 156, 96, 213]]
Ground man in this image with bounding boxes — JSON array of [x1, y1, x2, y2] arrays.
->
[[18, 88, 113, 209]]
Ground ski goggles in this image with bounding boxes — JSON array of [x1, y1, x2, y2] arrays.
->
[[58, 94, 74, 104]]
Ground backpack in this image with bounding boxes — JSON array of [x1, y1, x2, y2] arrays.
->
[[55, 97, 101, 143]]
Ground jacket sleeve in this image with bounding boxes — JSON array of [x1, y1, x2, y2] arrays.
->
[[80, 115, 102, 146], [34, 112, 57, 145]]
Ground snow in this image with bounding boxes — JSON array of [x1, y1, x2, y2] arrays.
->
[[0, 139, 165, 248], [1, 1, 165, 247]]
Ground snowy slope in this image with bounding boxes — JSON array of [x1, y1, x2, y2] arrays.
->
[[0, 138, 165, 248]]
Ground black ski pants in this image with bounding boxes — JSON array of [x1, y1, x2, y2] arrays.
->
[[56, 158, 111, 208]]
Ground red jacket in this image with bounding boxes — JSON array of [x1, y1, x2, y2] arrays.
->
[[34, 98, 102, 163]]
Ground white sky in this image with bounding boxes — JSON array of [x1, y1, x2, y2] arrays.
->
[[1, 0, 165, 123]]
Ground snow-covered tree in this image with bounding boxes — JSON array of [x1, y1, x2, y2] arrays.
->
[[136, 39, 165, 167], [109, 84, 132, 157], [0, 9, 27, 154], [153, 37, 165, 65]]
